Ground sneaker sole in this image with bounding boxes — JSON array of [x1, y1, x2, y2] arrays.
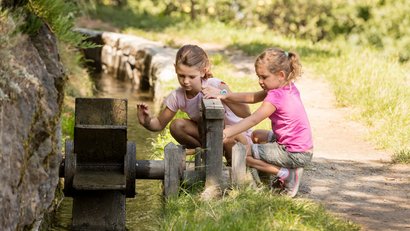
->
[[287, 168, 304, 198]]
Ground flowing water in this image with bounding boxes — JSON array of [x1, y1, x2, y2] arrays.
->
[[51, 73, 163, 231]]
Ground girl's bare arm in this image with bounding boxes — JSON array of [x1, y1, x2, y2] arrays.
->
[[224, 101, 275, 138], [137, 104, 176, 131], [220, 85, 251, 117], [222, 90, 267, 104]]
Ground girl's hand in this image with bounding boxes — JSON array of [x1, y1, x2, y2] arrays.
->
[[222, 131, 228, 142], [222, 126, 232, 142], [136, 103, 150, 126], [202, 86, 227, 100]]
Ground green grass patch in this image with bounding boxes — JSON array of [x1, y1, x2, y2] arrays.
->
[[61, 105, 74, 140], [391, 149, 410, 164], [162, 187, 359, 231]]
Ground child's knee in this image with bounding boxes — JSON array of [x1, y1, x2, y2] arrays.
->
[[251, 130, 270, 143], [169, 118, 185, 131]]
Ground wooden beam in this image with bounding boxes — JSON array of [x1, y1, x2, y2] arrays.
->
[[201, 99, 224, 190], [164, 143, 185, 198], [231, 143, 247, 186]]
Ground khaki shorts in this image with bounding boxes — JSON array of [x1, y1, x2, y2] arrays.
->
[[251, 131, 313, 168]]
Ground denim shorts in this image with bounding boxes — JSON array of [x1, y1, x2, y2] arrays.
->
[[251, 131, 313, 168]]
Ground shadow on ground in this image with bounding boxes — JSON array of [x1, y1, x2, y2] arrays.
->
[[301, 158, 410, 231]]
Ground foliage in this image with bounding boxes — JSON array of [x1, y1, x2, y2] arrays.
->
[[61, 105, 75, 140], [354, 0, 410, 62], [391, 149, 410, 164], [19, 0, 96, 49], [148, 111, 187, 159], [59, 43, 94, 141], [88, 0, 410, 63], [162, 187, 360, 231]]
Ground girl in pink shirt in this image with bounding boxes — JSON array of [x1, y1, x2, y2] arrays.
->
[[137, 44, 251, 165], [203, 48, 313, 197]]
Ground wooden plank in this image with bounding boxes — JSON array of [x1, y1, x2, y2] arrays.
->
[[231, 143, 247, 186], [125, 141, 136, 198], [74, 127, 126, 163], [183, 169, 205, 185], [164, 143, 185, 198], [73, 170, 126, 190], [202, 99, 225, 119], [75, 124, 127, 130], [72, 191, 125, 230], [75, 98, 127, 126], [194, 147, 203, 170], [201, 99, 224, 190]]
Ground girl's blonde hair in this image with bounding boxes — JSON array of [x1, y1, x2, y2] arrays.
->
[[255, 48, 302, 83], [175, 44, 213, 79]]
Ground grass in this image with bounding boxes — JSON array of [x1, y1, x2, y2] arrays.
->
[[391, 149, 410, 164], [163, 187, 359, 231], [59, 40, 94, 142]]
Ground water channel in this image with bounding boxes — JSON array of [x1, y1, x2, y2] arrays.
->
[[50, 73, 164, 231]]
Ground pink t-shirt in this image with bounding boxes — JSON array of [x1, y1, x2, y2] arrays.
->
[[165, 78, 250, 134], [264, 83, 313, 152]]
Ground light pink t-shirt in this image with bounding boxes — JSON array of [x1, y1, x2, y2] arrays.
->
[[264, 83, 313, 152], [165, 78, 251, 134]]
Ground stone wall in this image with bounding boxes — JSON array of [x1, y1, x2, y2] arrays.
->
[[77, 28, 178, 105], [0, 20, 65, 230]]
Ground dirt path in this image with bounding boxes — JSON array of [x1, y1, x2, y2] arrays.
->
[[222, 49, 410, 231]]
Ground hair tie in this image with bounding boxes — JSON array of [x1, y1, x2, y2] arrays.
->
[[284, 51, 289, 57]]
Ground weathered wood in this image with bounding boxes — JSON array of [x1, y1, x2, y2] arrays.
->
[[164, 143, 185, 198], [74, 98, 127, 126], [72, 191, 125, 231], [231, 143, 247, 186], [73, 170, 126, 190], [194, 147, 203, 170], [67, 98, 129, 230], [74, 98, 127, 164], [135, 160, 164, 179], [183, 169, 205, 185], [125, 142, 136, 197], [201, 99, 224, 190], [201, 99, 225, 119], [63, 140, 76, 197]]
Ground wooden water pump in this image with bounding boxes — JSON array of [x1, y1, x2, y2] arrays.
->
[[60, 98, 186, 230]]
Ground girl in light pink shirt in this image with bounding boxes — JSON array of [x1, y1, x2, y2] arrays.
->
[[203, 48, 313, 197], [137, 44, 251, 165]]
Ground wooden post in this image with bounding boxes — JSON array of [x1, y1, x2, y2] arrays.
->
[[194, 147, 203, 170], [231, 143, 247, 186], [164, 142, 185, 198], [201, 99, 224, 191]]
